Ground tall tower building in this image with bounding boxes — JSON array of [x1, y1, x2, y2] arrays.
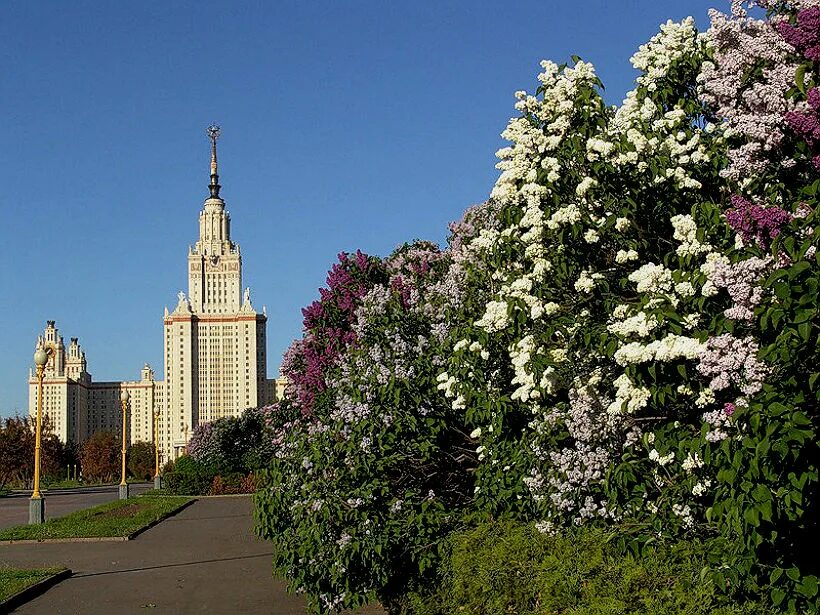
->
[[161, 125, 272, 457], [29, 126, 282, 462]]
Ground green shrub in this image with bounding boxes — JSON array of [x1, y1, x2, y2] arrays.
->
[[164, 456, 214, 495], [165, 470, 211, 496], [400, 521, 776, 615]]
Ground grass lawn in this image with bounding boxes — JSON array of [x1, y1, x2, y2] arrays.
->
[[41, 479, 112, 490], [0, 496, 192, 541], [0, 567, 66, 602]]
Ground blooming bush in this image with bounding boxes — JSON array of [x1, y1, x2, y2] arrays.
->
[[256, 241, 481, 613], [187, 406, 274, 474], [257, 2, 820, 613]]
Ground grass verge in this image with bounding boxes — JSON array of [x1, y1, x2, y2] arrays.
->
[[0, 567, 67, 602], [0, 496, 193, 542]]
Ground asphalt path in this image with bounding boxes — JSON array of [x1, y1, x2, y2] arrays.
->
[[0, 496, 384, 614], [0, 483, 153, 530]]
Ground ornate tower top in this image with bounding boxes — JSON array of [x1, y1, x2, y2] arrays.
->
[[207, 124, 221, 199]]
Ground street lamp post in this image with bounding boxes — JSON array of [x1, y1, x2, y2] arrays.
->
[[30, 347, 52, 524], [119, 390, 130, 500], [153, 410, 162, 490]]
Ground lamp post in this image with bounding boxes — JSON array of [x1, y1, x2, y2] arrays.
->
[[119, 389, 130, 500], [30, 347, 52, 524], [153, 410, 162, 489]]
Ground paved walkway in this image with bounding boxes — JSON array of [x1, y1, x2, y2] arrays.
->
[[0, 483, 153, 530], [0, 496, 383, 614]]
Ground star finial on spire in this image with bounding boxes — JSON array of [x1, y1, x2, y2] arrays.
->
[[206, 124, 222, 198]]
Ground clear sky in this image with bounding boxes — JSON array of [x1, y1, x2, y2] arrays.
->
[[0, 0, 722, 417]]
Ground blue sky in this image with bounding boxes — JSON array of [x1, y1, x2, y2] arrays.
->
[[0, 1, 722, 416]]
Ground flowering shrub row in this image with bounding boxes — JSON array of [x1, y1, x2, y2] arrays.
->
[[256, 2, 820, 613]]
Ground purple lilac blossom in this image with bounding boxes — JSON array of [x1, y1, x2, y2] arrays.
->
[[725, 195, 793, 248]]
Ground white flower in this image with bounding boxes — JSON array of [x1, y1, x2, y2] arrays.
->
[[628, 262, 673, 293], [533, 258, 552, 278], [614, 334, 705, 366], [475, 300, 509, 332], [607, 311, 657, 338], [615, 217, 630, 231], [583, 229, 600, 244], [671, 214, 710, 257], [543, 302, 560, 315], [576, 176, 597, 197], [547, 204, 582, 230], [692, 479, 712, 497], [649, 449, 675, 466], [574, 270, 596, 294], [608, 373, 651, 414], [469, 229, 500, 252], [682, 452, 703, 472], [615, 249, 639, 264], [674, 281, 695, 297], [550, 348, 568, 363], [695, 388, 715, 408], [469, 427, 482, 439]]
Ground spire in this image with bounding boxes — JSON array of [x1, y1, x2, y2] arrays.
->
[[206, 124, 222, 198]]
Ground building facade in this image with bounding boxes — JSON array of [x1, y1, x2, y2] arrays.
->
[[28, 127, 282, 462]]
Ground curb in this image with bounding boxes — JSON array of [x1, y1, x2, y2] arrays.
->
[[0, 536, 129, 545], [126, 498, 197, 539], [0, 568, 72, 614], [0, 499, 197, 545], [138, 492, 253, 499]]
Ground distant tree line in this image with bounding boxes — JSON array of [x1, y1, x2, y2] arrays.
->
[[0, 415, 156, 489]]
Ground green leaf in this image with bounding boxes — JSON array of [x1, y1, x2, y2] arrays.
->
[[799, 575, 819, 598], [796, 64, 808, 95]]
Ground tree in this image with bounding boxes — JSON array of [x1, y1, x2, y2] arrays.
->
[[127, 441, 155, 481], [80, 431, 119, 482], [0, 414, 66, 489], [0, 416, 34, 490]]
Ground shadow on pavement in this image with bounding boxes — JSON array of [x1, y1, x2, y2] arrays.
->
[[167, 513, 252, 522], [73, 552, 272, 578]]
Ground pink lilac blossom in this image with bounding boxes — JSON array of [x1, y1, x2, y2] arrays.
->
[[700, 3, 799, 180], [711, 255, 773, 320], [448, 200, 504, 254], [526, 386, 634, 524], [702, 407, 733, 442], [725, 194, 793, 248], [696, 334, 768, 395], [187, 422, 215, 461]]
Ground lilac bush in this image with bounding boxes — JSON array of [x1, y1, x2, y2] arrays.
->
[[257, 2, 820, 612]]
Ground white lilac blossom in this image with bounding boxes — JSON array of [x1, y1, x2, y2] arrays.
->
[[614, 334, 705, 366], [628, 263, 674, 293], [607, 311, 658, 338], [475, 300, 510, 332]]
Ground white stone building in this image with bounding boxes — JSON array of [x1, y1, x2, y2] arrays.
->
[[29, 128, 283, 461]]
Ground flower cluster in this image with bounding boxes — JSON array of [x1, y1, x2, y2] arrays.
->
[[725, 194, 793, 248], [699, 2, 799, 180]]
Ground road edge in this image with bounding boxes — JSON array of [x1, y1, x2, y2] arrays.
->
[[0, 568, 72, 614]]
